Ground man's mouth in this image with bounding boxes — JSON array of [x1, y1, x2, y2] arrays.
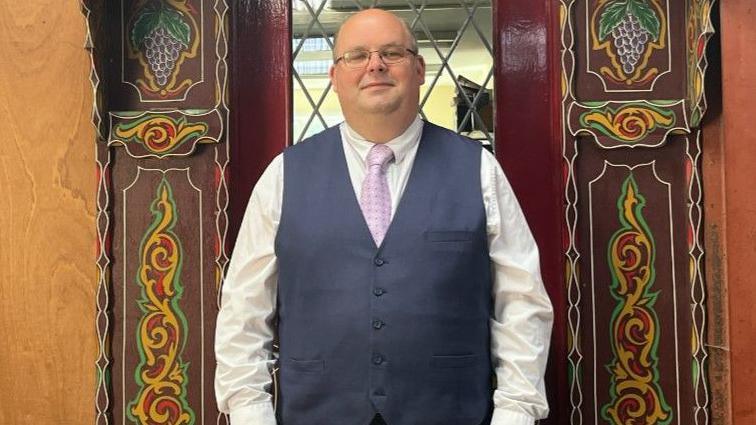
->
[[361, 81, 394, 89]]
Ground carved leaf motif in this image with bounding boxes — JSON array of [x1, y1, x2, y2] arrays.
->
[[628, 0, 661, 40], [130, 2, 191, 48], [599, 1, 629, 40], [161, 8, 191, 46], [130, 4, 161, 48]]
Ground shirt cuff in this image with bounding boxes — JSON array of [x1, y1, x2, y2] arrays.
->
[[490, 407, 536, 425], [229, 401, 276, 425]]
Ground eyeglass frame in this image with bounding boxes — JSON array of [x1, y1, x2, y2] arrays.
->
[[333, 46, 419, 68]]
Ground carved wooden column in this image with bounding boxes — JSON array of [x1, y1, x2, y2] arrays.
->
[[559, 1, 716, 424], [83, 1, 231, 423]]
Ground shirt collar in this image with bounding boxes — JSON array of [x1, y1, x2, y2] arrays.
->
[[341, 115, 423, 165]]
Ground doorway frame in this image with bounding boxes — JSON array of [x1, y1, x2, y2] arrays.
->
[[228, 1, 566, 422]]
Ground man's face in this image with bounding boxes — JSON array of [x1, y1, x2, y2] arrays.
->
[[329, 10, 425, 120]]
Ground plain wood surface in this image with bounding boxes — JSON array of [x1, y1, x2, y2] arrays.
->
[[719, 1, 756, 423], [702, 7, 733, 423], [0, 1, 96, 423], [703, 73, 734, 425]]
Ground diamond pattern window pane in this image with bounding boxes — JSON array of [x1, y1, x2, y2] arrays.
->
[[292, 0, 494, 150]]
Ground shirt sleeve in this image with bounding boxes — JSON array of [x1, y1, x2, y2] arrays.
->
[[214, 154, 283, 425], [480, 149, 554, 425]]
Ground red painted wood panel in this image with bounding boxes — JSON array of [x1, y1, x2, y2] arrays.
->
[[229, 0, 292, 248], [493, 1, 567, 423]]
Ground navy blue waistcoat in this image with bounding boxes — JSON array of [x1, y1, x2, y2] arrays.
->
[[275, 122, 493, 425]]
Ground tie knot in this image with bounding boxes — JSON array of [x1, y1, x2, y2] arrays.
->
[[366, 144, 394, 169]]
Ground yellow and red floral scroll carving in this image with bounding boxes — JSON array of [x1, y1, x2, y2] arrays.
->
[[568, 100, 687, 148], [114, 114, 208, 155], [127, 179, 194, 425], [580, 103, 675, 143], [602, 174, 672, 425], [109, 109, 223, 159]]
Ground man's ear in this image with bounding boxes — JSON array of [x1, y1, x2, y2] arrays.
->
[[415, 55, 426, 85], [329, 65, 338, 93]]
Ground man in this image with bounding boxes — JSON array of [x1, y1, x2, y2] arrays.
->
[[215, 8, 553, 425]]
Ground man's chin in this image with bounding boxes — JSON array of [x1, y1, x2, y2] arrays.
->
[[357, 100, 401, 115]]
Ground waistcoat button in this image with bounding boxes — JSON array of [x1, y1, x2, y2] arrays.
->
[[372, 319, 384, 329], [373, 287, 385, 296], [372, 354, 384, 365], [374, 257, 386, 266]]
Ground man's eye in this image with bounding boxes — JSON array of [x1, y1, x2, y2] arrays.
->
[[347, 51, 369, 61], [382, 49, 403, 60]]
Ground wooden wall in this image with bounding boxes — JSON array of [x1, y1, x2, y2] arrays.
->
[[705, 1, 756, 424], [0, 1, 96, 423]]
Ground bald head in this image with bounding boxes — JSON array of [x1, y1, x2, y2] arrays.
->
[[333, 9, 418, 60], [327, 7, 426, 142]]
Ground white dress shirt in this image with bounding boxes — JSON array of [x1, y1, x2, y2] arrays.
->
[[215, 116, 554, 425]]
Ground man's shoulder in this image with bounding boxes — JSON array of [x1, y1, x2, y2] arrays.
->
[[422, 121, 483, 152], [283, 125, 341, 157]]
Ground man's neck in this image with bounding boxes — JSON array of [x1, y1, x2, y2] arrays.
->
[[343, 112, 417, 143]]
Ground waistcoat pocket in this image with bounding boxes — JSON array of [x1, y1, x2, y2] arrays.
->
[[425, 231, 476, 253], [430, 354, 479, 368], [286, 358, 325, 374], [425, 230, 474, 242]]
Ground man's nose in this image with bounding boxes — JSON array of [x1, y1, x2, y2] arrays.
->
[[366, 52, 387, 72]]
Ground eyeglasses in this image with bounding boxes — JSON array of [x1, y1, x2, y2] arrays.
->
[[334, 47, 418, 68]]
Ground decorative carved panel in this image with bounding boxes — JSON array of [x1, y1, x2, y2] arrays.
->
[[111, 0, 217, 106], [560, 1, 715, 424], [83, 0, 231, 423]]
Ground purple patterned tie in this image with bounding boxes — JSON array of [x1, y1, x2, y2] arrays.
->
[[360, 144, 394, 246]]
